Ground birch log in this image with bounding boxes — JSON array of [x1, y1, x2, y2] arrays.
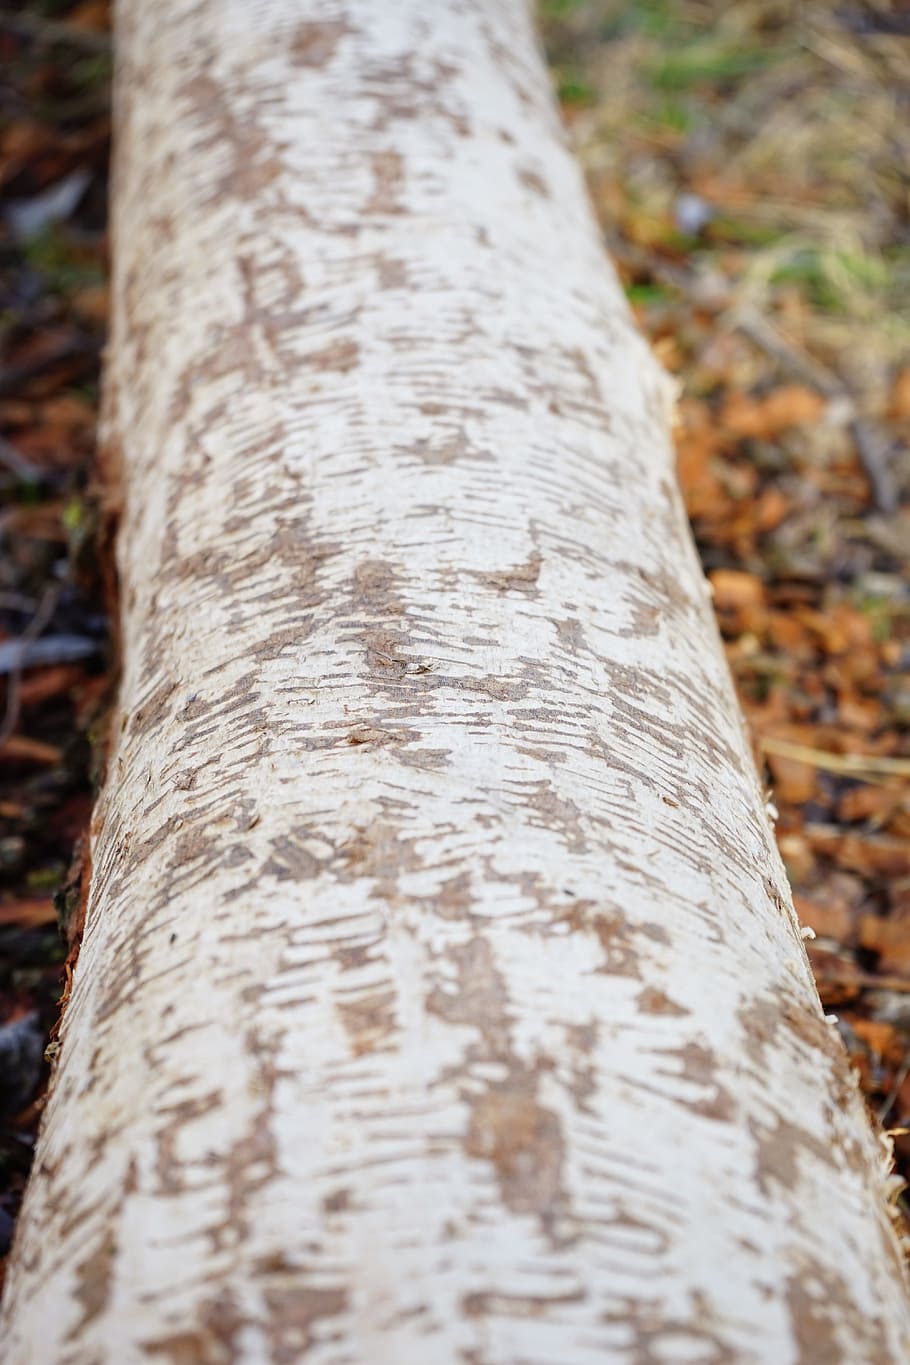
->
[[2, 1, 909, 1361]]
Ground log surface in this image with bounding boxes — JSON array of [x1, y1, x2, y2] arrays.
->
[[2, 1, 908, 1361]]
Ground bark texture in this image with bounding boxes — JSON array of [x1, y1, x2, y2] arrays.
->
[[2, 1, 909, 1361]]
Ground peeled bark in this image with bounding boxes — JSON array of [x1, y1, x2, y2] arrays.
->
[[2, 1, 908, 1361]]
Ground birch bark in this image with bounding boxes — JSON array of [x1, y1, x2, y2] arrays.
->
[[2, 1, 908, 1361]]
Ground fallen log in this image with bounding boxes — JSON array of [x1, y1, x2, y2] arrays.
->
[[2, 1, 908, 1360]]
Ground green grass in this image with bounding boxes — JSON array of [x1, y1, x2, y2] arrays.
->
[[646, 42, 778, 91], [624, 281, 674, 305], [541, 0, 586, 17], [555, 68, 595, 105], [22, 224, 103, 293]]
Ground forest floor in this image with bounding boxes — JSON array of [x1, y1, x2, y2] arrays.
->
[[1, 0, 909, 1279]]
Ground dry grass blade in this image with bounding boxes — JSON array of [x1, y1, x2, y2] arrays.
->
[[760, 736, 910, 783]]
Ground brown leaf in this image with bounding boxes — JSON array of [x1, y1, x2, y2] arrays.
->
[[851, 1018, 901, 1062], [0, 736, 62, 766], [837, 784, 905, 825], [709, 569, 765, 611], [721, 385, 825, 439], [858, 915, 910, 976], [793, 890, 852, 943], [0, 899, 56, 929], [19, 665, 91, 708], [889, 367, 910, 421]]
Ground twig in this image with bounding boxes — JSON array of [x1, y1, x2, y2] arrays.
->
[[0, 437, 42, 484], [0, 584, 62, 750], [0, 635, 97, 674], [879, 1052, 910, 1124], [730, 306, 898, 513], [851, 417, 898, 515], [759, 735, 910, 783], [0, 336, 102, 401], [817, 966, 910, 993], [730, 306, 843, 397], [0, 734, 62, 765], [4, 14, 111, 54]]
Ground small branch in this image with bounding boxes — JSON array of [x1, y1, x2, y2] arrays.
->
[[4, 14, 111, 54], [879, 1053, 910, 1124], [850, 417, 898, 516], [0, 584, 62, 750], [0, 437, 43, 484], [731, 306, 842, 397], [0, 337, 103, 401], [759, 735, 910, 783], [730, 306, 898, 514]]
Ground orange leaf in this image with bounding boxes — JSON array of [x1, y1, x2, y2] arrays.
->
[[793, 891, 851, 943], [0, 735, 62, 765], [889, 367, 910, 421], [0, 899, 56, 928], [721, 384, 825, 439], [709, 569, 765, 611], [851, 1018, 901, 1060], [858, 915, 910, 976]]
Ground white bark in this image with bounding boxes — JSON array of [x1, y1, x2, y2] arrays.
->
[[2, 1, 908, 1361]]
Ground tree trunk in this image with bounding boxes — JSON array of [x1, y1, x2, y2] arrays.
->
[[2, 1, 908, 1360]]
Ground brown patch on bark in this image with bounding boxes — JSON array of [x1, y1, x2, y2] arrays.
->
[[51, 830, 92, 1034], [656, 1041, 736, 1122], [524, 780, 588, 854], [517, 167, 550, 197], [375, 255, 409, 289], [346, 724, 395, 747], [564, 1021, 598, 1111], [426, 937, 502, 1036], [291, 18, 354, 68], [154, 1090, 223, 1196], [338, 820, 423, 892], [69, 1227, 116, 1338], [143, 1291, 244, 1364], [351, 559, 404, 614], [364, 53, 470, 138], [337, 987, 397, 1056], [92, 425, 124, 668], [458, 674, 527, 702], [177, 72, 285, 203], [428, 939, 573, 1238], [143, 1331, 226, 1364], [554, 616, 587, 652], [749, 1112, 837, 1197], [220, 1059, 280, 1251], [264, 1285, 348, 1364], [129, 677, 178, 740], [365, 149, 405, 215], [480, 551, 542, 593], [401, 426, 491, 467], [322, 1188, 351, 1214], [786, 1262, 893, 1365], [364, 629, 409, 675], [637, 986, 689, 1017], [264, 831, 326, 883], [585, 908, 642, 979], [465, 1084, 565, 1219], [740, 993, 862, 1120], [462, 1288, 587, 1317], [433, 870, 473, 921], [305, 338, 359, 373]]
